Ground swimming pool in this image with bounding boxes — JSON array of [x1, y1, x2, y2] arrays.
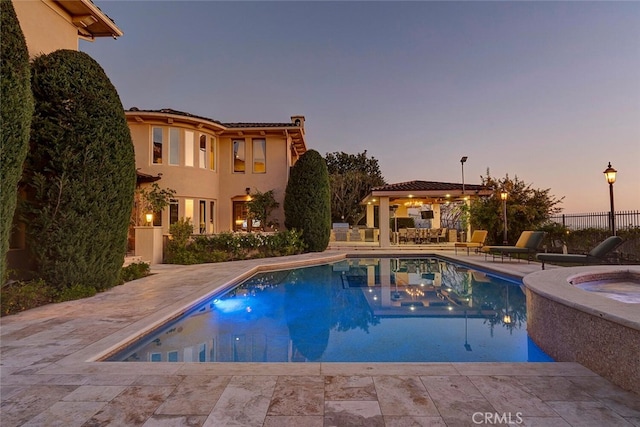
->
[[107, 257, 553, 363]]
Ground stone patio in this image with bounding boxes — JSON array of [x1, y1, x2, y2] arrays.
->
[[1, 250, 639, 426]]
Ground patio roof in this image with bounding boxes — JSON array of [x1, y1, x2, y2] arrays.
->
[[362, 180, 493, 205]]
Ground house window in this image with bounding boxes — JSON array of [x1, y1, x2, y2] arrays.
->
[[169, 128, 180, 165], [169, 199, 179, 225], [185, 199, 194, 224], [198, 343, 206, 362], [152, 127, 163, 164], [209, 201, 215, 233], [153, 208, 162, 227], [168, 351, 178, 362], [210, 137, 216, 171], [199, 200, 206, 234], [199, 134, 206, 168], [185, 130, 194, 167], [233, 139, 245, 173], [253, 139, 266, 173], [150, 353, 161, 362]]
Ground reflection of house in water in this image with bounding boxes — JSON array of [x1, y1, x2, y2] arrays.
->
[[342, 258, 496, 318], [120, 285, 295, 363]]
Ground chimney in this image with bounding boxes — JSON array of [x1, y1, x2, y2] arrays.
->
[[291, 115, 305, 129]]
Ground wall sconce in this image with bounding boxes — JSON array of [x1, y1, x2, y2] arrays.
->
[[145, 213, 153, 226], [245, 187, 251, 195]]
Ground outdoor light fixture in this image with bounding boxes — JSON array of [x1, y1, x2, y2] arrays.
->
[[460, 156, 468, 195], [145, 213, 153, 225], [245, 187, 251, 195], [500, 191, 508, 245], [603, 162, 617, 236]]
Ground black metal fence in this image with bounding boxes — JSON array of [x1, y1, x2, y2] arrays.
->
[[549, 210, 640, 231]]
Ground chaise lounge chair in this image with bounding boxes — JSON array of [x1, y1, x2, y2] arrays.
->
[[481, 231, 546, 263], [454, 230, 488, 255], [535, 235, 623, 270]]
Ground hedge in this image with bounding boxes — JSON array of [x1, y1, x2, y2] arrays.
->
[[0, 2, 33, 283], [22, 50, 136, 291], [284, 150, 331, 252]]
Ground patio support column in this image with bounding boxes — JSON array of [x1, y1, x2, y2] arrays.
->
[[380, 257, 392, 307], [379, 197, 390, 247], [432, 204, 441, 229], [465, 198, 472, 242], [366, 203, 375, 228]]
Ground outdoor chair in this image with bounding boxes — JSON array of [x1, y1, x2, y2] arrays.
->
[[430, 228, 448, 243], [407, 228, 417, 243], [454, 230, 488, 255], [481, 231, 546, 263], [535, 236, 623, 270], [398, 228, 408, 243]]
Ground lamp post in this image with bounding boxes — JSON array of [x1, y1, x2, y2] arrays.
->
[[464, 310, 472, 351], [503, 285, 512, 325], [603, 162, 617, 236], [460, 156, 468, 194], [500, 191, 508, 245]]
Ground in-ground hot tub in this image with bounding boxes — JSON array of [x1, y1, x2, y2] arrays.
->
[[569, 270, 640, 304], [524, 266, 640, 394]]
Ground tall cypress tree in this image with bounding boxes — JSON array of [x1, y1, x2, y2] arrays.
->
[[0, 1, 34, 282], [23, 50, 136, 291], [284, 150, 331, 252]]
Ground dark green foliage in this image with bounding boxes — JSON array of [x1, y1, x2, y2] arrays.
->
[[120, 262, 151, 283], [325, 151, 386, 224], [0, 2, 33, 283], [470, 172, 563, 245], [1, 279, 53, 316], [284, 150, 331, 252], [22, 50, 136, 291], [164, 223, 305, 264], [247, 189, 279, 229]]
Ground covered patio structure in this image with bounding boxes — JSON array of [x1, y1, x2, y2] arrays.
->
[[361, 180, 493, 248]]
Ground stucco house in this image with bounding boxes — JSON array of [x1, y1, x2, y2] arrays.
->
[[127, 108, 307, 235], [12, 0, 122, 58]]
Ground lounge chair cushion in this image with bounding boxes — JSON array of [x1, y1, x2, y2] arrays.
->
[[482, 231, 545, 254]]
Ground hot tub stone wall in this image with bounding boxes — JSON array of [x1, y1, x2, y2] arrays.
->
[[524, 266, 640, 395], [526, 288, 639, 394]]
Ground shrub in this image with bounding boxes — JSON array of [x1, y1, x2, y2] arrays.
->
[[164, 229, 305, 264], [0, 2, 34, 283], [55, 283, 97, 302], [284, 150, 331, 252], [21, 50, 136, 292], [120, 262, 150, 283], [1, 279, 53, 316]]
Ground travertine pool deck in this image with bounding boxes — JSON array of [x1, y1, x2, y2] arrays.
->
[[1, 250, 639, 426]]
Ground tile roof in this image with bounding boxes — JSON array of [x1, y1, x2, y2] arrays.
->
[[127, 108, 224, 125], [224, 122, 299, 128], [372, 180, 488, 193], [126, 108, 299, 129]]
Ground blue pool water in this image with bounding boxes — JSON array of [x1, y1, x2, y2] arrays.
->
[[108, 257, 554, 363]]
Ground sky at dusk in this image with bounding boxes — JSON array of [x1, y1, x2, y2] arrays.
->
[[82, 1, 639, 213]]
